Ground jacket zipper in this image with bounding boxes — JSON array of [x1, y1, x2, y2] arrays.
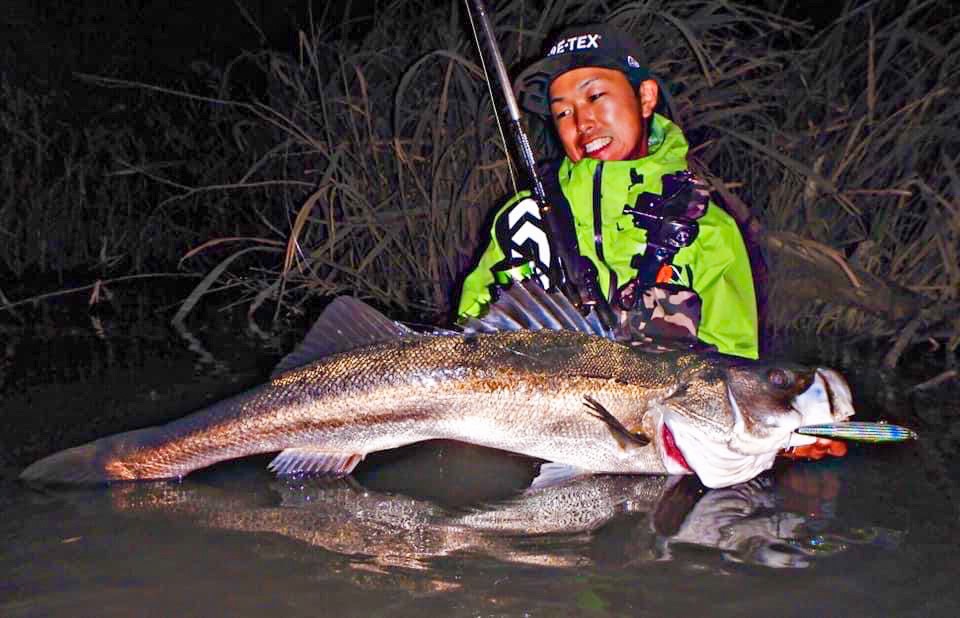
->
[[591, 161, 617, 300], [592, 161, 605, 262]]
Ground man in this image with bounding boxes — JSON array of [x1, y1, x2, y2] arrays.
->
[[457, 23, 759, 359]]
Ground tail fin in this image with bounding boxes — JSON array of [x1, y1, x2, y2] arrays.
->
[[19, 427, 168, 485]]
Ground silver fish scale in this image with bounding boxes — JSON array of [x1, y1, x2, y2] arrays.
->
[[22, 320, 828, 489], [59, 329, 692, 480]]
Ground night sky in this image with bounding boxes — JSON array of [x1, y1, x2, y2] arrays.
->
[[3, 1, 841, 89], [3, 1, 377, 87]]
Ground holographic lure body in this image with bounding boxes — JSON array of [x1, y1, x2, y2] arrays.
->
[[796, 421, 917, 443]]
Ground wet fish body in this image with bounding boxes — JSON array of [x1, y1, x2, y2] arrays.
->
[[20, 284, 855, 488]]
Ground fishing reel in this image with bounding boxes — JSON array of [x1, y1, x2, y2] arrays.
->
[[622, 171, 708, 287]]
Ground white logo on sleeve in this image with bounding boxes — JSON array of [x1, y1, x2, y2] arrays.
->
[[505, 198, 552, 289], [548, 34, 602, 56]]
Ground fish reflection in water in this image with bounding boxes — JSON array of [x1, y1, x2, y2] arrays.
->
[[663, 470, 895, 569], [105, 462, 901, 575]]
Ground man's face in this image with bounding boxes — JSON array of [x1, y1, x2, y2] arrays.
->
[[548, 66, 643, 163]]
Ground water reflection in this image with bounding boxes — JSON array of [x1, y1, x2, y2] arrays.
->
[[106, 463, 901, 575], [3, 303, 954, 616], [665, 467, 900, 568]]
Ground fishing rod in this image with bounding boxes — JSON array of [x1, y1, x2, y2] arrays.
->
[[464, 0, 616, 328]]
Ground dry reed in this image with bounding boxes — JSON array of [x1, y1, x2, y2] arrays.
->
[[3, 0, 957, 365]]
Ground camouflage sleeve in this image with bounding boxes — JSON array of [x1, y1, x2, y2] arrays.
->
[[615, 285, 705, 348]]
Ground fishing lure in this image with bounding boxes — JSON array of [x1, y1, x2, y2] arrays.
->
[[796, 421, 918, 443]]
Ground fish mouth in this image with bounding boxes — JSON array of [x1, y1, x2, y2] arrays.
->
[[662, 411, 778, 488], [661, 368, 855, 488], [660, 423, 692, 474], [783, 368, 855, 449]]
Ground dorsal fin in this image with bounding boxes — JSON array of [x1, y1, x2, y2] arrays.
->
[[464, 281, 613, 339], [271, 296, 415, 378]]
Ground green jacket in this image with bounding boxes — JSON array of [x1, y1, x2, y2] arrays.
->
[[457, 114, 758, 359]]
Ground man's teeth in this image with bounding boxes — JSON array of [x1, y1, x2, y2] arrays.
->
[[584, 137, 612, 153]]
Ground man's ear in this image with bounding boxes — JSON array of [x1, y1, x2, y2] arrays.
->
[[638, 79, 659, 119]]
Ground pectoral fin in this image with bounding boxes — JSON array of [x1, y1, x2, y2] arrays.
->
[[268, 448, 365, 477], [583, 396, 651, 449]]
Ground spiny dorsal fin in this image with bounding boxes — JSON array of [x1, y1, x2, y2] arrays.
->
[[271, 296, 415, 378], [464, 281, 613, 339]]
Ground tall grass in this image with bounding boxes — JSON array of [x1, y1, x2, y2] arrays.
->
[[3, 0, 957, 364], [0, 74, 251, 287], [0, 77, 142, 278], [163, 0, 812, 322], [728, 0, 960, 359]]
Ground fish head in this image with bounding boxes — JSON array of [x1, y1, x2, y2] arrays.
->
[[655, 361, 855, 489]]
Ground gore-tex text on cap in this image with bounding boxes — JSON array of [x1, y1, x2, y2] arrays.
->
[[548, 34, 602, 56]]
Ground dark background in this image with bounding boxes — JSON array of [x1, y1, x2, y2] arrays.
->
[[2, 0, 380, 87], [2, 1, 841, 87]]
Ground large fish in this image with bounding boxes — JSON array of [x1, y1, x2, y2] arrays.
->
[[19, 283, 854, 488]]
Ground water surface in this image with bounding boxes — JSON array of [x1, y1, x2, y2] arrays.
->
[[1, 303, 958, 617]]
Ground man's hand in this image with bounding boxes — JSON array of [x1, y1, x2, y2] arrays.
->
[[779, 438, 847, 460]]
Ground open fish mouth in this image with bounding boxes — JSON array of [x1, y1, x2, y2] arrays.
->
[[783, 368, 855, 448], [659, 368, 855, 488]]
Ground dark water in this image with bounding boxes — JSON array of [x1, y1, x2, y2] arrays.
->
[[1, 303, 958, 617]]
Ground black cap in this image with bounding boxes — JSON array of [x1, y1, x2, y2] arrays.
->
[[515, 23, 652, 118]]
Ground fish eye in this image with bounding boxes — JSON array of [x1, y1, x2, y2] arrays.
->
[[767, 368, 792, 388]]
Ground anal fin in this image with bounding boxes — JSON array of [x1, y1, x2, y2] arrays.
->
[[267, 447, 365, 477]]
